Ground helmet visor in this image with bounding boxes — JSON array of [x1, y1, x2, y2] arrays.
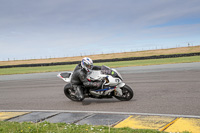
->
[[85, 64, 93, 69]]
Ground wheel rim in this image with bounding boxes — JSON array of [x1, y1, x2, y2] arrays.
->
[[122, 88, 131, 99], [66, 88, 77, 100]]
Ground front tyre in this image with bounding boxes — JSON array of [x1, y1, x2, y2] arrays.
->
[[64, 83, 84, 102], [114, 85, 134, 101]]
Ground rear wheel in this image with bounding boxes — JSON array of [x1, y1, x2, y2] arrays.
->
[[114, 85, 134, 101], [64, 83, 84, 101]]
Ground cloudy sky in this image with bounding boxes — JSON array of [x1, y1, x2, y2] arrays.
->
[[0, 0, 200, 61]]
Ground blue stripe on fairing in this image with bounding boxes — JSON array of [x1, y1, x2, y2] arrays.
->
[[95, 87, 115, 92]]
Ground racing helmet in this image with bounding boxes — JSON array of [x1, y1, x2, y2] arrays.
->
[[81, 57, 93, 72]]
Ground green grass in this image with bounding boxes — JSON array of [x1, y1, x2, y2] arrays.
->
[[0, 64, 77, 75], [0, 121, 170, 133], [96, 56, 200, 68], [0, 56, 200, 75]]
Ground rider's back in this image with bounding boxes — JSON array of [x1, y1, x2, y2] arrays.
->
[[70, 64, 85, 85]]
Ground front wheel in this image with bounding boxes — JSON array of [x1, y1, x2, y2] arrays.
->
[[64, 83, 84, 101], [114, 85, 134, 101]]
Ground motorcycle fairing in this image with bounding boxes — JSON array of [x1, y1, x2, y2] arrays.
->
[[57, 72, 73, 82]]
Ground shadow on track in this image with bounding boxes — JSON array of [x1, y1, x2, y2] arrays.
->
[[81, 98, 136, 106]]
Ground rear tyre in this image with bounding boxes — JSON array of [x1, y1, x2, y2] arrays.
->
[[64, 83, 84, 102], [114, 85, 134, 101]]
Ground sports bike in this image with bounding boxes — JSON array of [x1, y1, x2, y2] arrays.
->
[[57, 65, 133, 101]]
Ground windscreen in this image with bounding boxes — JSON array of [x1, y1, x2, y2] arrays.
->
[[101, 65, 123, 80], [101, 65, 111, 71]]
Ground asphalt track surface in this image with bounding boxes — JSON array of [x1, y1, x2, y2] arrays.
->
[[0, 62, 200, 116]]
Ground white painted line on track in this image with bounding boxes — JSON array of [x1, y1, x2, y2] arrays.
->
[[1, 110, 200, 119]]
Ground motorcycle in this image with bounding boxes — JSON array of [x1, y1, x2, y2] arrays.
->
[[57, 65, 134, 101]]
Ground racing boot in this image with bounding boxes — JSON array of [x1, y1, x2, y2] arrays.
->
[[74, 85, 84, 101]]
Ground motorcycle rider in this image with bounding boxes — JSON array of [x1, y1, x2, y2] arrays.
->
[[70, 57, 104, 101]]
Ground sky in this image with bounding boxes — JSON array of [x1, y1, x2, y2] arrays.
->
[[0, 0, 200, 61]]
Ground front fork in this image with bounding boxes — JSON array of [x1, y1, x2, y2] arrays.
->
[[115, 82, 125, 96]]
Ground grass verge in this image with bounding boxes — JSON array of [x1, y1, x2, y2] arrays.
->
[[0, 121, 181, 133], [0, 56, 199, 75]]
